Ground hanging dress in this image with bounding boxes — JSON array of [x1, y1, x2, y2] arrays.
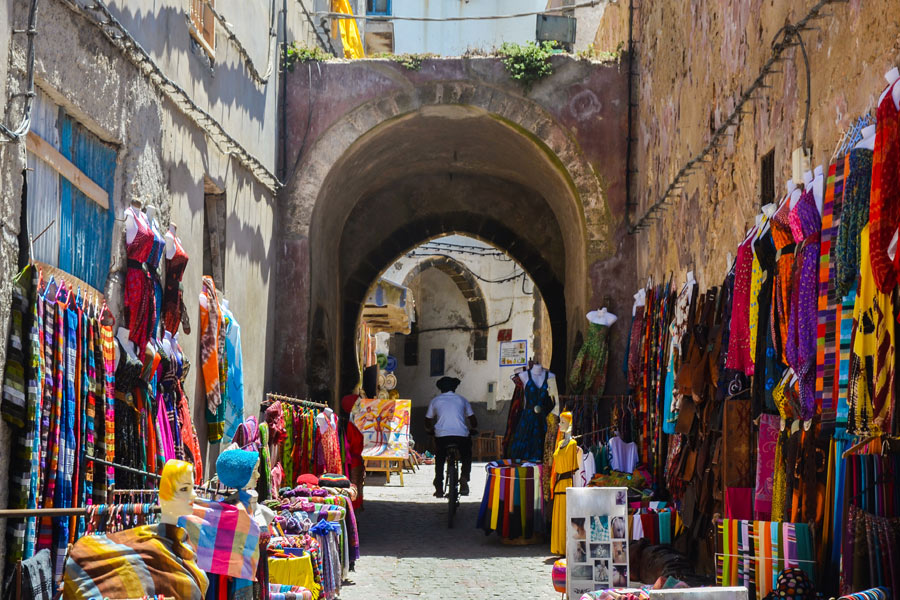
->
[[568, 322, 611, 394], [868, 79, 900, 293], [123, 207, 155, 352], [550, 438, 579, 555], [770, 198, 796, 365], [508, 371, 551, 462], [162, 234, 189, 335]]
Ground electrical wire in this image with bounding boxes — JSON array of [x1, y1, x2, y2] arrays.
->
[[204, 0, 278, 85], [406, 251, 526, 284], [0, 0, 38, 143], [317, 0, 612, 22]]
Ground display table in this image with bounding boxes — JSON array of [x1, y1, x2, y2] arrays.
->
[[476, 460, 544, 543], [364, 456, 405, 485]]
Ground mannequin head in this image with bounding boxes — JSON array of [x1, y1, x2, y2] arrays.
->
[[159, 460, 196, 524], [216, 449, 261, 490], [559, 411, 573, 436]]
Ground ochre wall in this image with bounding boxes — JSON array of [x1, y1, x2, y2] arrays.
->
[[593, 0, 900, 289]]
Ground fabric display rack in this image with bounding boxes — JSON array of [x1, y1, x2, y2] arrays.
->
[[596, 73, 900, 600], [476, 460, 545, 543]]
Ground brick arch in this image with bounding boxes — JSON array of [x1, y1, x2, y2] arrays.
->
[[400, 255, 491, 362]]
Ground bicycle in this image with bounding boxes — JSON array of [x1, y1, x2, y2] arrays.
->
[[444, 443, 461, 528]]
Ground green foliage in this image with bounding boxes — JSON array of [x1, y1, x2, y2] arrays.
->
[[373, 52, 436, 70], [283, 43, 332, 72], [497, 41, 556, 89], [577, 41, 625, 62]]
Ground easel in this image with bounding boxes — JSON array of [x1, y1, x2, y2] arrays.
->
[[364, 456, 405, 485]]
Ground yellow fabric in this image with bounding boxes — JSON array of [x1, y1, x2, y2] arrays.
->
[[748, 249, 763, 363], [771, 432, 786, 522], [550, 439, 579, 555], [268, 555, 320, 599], [490, 472, 501, 531], [332, 0, 365, 59], [852, 223, 895, 433]]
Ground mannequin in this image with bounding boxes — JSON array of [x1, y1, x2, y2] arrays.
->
[[632, 288, 646, 316], [855, 124, 877, 150], [812, 165, 825, 217], [787, 178, 803, 209], [878, 67, 900, 110], [64, 460, 208, 600], [123, 199, 142, 245], [165, 223, 179, 260], [550, 412, 581, 555], [317, 407, 344, 474], [518, 363, 555, 388], [509, 361, 556, 461], [115, 326, 138, 363]]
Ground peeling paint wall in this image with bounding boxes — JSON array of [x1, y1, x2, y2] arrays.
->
[[591, 1, 900, 289]]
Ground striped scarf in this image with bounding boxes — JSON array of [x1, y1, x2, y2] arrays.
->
[[99, 310, 117, 490]]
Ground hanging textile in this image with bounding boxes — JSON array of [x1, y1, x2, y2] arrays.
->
[[569, 321, 612, 395], [476, 460, 544, 541]]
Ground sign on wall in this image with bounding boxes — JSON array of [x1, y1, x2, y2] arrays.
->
[[499, 339, 528, 367], [350, 398, 412, 458], [566, 487, 630, 598]]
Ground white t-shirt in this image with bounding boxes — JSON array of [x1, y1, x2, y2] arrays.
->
[[426, 392, 474, 437], [608, 436, 639, 473]]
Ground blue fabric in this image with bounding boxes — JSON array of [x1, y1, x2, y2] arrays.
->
[[507, 371, 549, 462], [662, 347, 676, 434], [221, 307, 245, 444]]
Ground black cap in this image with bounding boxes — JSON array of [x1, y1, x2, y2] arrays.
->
[[436, 376, 461, 392]]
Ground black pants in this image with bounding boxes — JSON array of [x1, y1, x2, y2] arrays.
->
[[433, 435, 472, 488]]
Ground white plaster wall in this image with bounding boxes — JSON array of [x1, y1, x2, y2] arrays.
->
[[384, 235, 539, 408], [391, 0, 546, 55]]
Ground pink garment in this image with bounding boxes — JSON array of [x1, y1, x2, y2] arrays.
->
[[725, 235, 755, 375], [157, 392, 177, 461], [754, 414, 779, 519]]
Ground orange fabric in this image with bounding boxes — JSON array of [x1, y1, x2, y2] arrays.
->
[[199, 277, 222, 415]]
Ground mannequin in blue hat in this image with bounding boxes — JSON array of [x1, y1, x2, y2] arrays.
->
[[425, 376, 477, 497]]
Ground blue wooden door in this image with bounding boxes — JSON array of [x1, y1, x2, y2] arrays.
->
[[58, 112, 116, 292]]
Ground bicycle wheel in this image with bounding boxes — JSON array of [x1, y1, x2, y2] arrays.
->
[[447, 456, 459, 528]]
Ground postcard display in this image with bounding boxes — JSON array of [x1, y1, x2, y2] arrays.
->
[[566, 487, 630, 597]]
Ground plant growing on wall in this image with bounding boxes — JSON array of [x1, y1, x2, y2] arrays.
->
[[497, 41, 556, 89], [283, 43, 332, 72], [373, 52, 435, 71]]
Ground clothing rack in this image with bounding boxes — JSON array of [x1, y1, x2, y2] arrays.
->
[[33, 260, 106, 309], [573, 425, 616, 441], [0, 504, 161, 518], [93, 457, 161, 481], [263, 392, 329, 410]]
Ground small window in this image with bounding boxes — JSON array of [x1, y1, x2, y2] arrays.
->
[[430, 348, 445, 377], [203, 187, 226, 291], [367, 0, 391, 16], [760, 148, 775, 207], [190, 0, 216, 58]]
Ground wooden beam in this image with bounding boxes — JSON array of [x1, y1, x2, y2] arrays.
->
[[26, 130, 109, 210]]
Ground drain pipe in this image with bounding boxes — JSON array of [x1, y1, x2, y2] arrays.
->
[[1, 0, 39, 142], [280, 0, 288, 180]]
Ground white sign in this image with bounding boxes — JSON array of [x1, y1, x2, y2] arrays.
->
[[566, 487, 629, 598], [499, 339, 527, 367]]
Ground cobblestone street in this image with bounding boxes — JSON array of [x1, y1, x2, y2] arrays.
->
[[343, 461, 560, 599]]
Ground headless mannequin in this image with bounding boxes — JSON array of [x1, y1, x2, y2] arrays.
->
[[115, 326, 138, 364], [855, 124, 877, 151], [316, 407, 336, 432], [518, 363, 554, 388], [878, 67, 900, 110], [812, 165, 825, 217], [165, 223, 179, 260], [787, 178, 802, 210], [124, 200, 142, 245], [632, 288, 646, 316]]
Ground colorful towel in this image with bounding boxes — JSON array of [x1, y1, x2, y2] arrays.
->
[[182, 498, 260, 580]]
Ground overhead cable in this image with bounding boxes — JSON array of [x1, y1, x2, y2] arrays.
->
[[204, 0, 278, 85], [317, 0, 611, 22], [0, 0, 38, 142], [627, 0, 848, 235]]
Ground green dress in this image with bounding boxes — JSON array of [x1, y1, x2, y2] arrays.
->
[[568, 322, 611, 394]]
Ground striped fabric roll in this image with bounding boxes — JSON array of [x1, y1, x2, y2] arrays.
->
[[552, 558, 567, 593], [182, 497, 260, 580]]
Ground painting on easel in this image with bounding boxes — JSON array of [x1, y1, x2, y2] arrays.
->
[[350, 398, 411, 459]]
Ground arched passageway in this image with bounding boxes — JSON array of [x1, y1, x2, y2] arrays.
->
[[275, 57, 632, 403]]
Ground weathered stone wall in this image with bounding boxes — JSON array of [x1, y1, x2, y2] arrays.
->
[[592, 0, 900, 289]]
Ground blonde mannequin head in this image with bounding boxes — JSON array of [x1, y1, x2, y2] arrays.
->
[[559, 411, 574, 435], [159, 459, 196, 524]]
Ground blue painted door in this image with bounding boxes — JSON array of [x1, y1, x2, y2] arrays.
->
[[57, 111, 116, 292]]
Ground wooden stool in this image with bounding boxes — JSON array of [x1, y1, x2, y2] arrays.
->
[[364, 457, 405, 485], [473, 430, 498, 460]]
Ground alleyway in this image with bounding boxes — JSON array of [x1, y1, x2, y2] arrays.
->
[[345, 462, 559, 599]]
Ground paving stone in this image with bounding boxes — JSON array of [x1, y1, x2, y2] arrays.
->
[[343, 461, 560, 599]]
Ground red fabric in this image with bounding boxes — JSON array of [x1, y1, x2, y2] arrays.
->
[[162, 235, 189, 335], [297, 473, 319, 486], [869, 81, 900, 292], [726, 235, 755, 375], [123, 208, 155, 350], [725, 487, 754, 520]]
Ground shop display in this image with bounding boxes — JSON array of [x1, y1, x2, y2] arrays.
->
[[476, 460, 544, 541], [349, 397, 411, 458], [566, 487, 630, 598], [507, 364, 557, 461]]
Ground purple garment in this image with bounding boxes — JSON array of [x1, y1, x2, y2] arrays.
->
[[786, 190, 822, 419]]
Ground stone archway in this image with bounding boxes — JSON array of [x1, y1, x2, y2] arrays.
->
[[401, 255, 491, 361], [275, 57, 630, 403]]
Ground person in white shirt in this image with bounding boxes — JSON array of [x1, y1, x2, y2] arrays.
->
[[425, 376, 477, 497]]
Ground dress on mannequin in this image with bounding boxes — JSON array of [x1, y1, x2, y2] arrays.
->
[[869, 72, 900, 293], [508, 368, 554, 461], [123, 206, 156, 351], [550, 413, 580, 555], [569, 309, 617, 394], [163, 229, 189, 335]]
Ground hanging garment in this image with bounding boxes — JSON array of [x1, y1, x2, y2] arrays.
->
[[627, 304, 645, 388], [608, 435, 638, 473], [123, 206, 156, 351], [752, 229, 778, 416], [850, 223, 895, 434], [785, 189, 822, 420], [476, 460, 544, 540], [502, 374, 525, 456], [199, 276, 224, 442], [146, 221, 166, 342], [753, 414, 779, 520], [836, 148, 873, 297], [726, 234, 755, 375], [507, 371, 552, 461], [63, 523, 208, 600], [770, 199, 796, 363], [550, 439, 580, 555], [162, 234, 189, 335], [568, 322, 611, 394], [868, 78, 900, 292], [221, 305, 245, 444]]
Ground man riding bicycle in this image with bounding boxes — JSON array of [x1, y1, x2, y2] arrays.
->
[[424, 376, 477, 498]]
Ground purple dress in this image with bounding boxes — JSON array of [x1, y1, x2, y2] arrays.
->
[[786, 189, 821, 419]]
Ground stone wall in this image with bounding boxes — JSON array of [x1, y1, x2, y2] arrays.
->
[[591, 0, 900, 290]]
